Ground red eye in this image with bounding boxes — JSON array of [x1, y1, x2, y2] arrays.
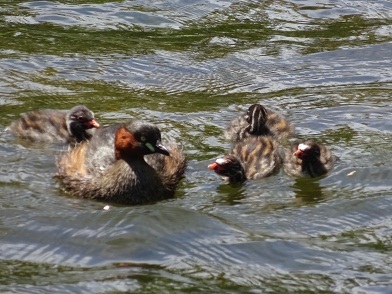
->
[[78, 116, 84, 121]]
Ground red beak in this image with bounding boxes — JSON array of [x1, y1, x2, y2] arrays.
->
[[294, 149, 304, 159], [208, 162, 219, 170], [84, 119, 100, 129]]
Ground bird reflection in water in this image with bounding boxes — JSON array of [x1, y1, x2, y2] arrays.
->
[[292, 177, 326, 204], [214, 182, 246, 205]]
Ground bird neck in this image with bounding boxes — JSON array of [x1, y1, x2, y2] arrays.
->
[[114, 127, 146, 162], [68, 121, 89, 142], [227, 165, 247, 183], [301, 157, 327, 177]]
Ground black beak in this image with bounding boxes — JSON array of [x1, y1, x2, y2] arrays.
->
[[155, 141, 170, 156]]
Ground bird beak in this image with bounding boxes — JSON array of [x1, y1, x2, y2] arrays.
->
[[294, 149, 303, 157], [154, 141, 170, 156], [85, 119, 100, 129], [208, 162, 219, 170]]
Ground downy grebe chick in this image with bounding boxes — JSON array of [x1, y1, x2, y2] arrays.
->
[[8, 105, 99, 144], [209, 136, 281, 183], [282, 140, 335, 178], [225, 103, 294, 142]]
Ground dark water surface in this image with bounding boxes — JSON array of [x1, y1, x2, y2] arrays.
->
[[1, 0, 392, 293]]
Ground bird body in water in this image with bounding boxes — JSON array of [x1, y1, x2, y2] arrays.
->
[[8, 105, 100, 144], [225, 103, 294, 143], [209, 136, 281, 183], [57, 120, 186, 204], [282, 140, 336, 178]]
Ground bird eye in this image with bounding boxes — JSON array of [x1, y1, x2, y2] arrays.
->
[[140, 136, 146, 142], [78, 116, 84, 120]]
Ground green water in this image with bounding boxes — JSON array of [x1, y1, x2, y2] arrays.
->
[[1, 0, 392, 293]]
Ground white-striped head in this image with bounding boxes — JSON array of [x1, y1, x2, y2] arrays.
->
[[245, 104, 268, 135]]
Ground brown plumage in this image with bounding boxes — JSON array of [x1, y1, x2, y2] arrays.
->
[[8, 105, 100, 144], [282, 140, 335, 178], [208, 136, 281, 183], [224, 103, 294, 142], [145, 141, 187, 195], [56, 120, 186, 205]]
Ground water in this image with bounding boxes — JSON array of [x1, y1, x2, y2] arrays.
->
[[1, 0, 392, 293]]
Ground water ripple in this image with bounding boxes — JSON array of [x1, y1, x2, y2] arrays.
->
[[1, 0, 392, 292], [7, 0, 235, 30]]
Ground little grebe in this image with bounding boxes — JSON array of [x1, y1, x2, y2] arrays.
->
[[282, 140, 335, 178], [225, 103, 294, 142], [208, 136, 281, 183], [57, 120, 186, 204], [8, 105, 99, 144]]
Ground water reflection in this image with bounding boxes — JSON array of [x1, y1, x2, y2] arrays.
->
[[214, 182, 246, 205], [292, 177, 326, 204]]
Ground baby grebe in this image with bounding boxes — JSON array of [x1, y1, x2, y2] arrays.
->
[[209, 136, 281, 183], [282, 140, 335, 178], [8, 105, 99, 144], [225, 103, 294, 142]]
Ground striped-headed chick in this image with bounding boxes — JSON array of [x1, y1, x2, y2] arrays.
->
[[224, 103, 294, 142], [209, 136, 281, 183]]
